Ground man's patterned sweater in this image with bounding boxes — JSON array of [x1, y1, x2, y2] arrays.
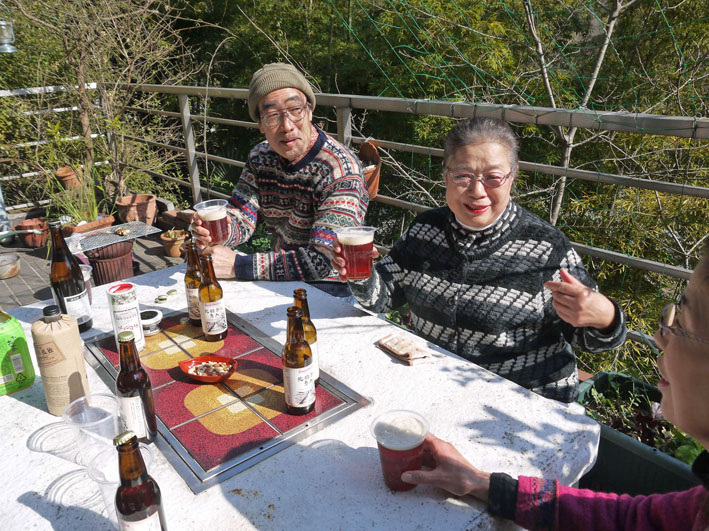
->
[[225, 127, 368, 282], [349, 201, 626, 402]]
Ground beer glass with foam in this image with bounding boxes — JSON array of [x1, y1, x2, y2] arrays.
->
[[194, 199, 229, 246], [335, 226, 377, 280], [370, 410, 429, 491]]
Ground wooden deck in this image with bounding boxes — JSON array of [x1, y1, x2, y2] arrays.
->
[[0, 233, 183, 311]]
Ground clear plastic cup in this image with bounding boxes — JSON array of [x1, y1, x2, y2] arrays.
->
[[194, 198, 229, 245], [88, 443, 153, 529], [62, 393, 120, 467], [370, 410, 429, 491], [79, 264, 93, 304], [335, 226, 377, 280]]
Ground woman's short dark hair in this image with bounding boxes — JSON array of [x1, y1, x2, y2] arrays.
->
[[442, 118, 519, 172]]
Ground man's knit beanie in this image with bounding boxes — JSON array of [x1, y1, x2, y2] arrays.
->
[[248, 63, 316, 122]]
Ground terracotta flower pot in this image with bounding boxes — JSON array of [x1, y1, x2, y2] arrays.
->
[[358, 141, 381, 199], [115, 194, 157, 226], [85, 241, 134, 286], [61, 215, 115, 236], [160, 230, 187, 257], [55, 166, 81, 189], [13, 218, 49, 248]]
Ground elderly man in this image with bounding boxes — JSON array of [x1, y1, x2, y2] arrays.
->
[[192, 63, 368, 297]]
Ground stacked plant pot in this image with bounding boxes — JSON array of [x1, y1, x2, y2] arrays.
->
[[85, 240, 133, 286]]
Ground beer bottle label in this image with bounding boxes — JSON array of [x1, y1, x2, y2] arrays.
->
[[186, 288, 201, 320], [118, 510, 162, 530], [119, 395, 148, 439], [283, 365, 316, 408], [201, 300, 227, 335], [55, 289, 92, 325]]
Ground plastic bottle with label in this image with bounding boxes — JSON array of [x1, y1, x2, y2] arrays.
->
[[30, 305, 90, 415], [0, 311, 35, 396]]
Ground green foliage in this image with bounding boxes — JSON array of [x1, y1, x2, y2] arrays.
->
[[583, 378, 701, 465]]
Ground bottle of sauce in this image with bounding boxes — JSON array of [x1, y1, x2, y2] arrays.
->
[[115, 331, 157, 443], [31, 305, 89, 415], [48, 220, 93, 333], [198, 254, 227, 342], [184, 241, 202, 327], [293, 288, 319, 386], [0, 311, 35, 396], [114, 430, 168, 530], [282, 306, 315, 415]]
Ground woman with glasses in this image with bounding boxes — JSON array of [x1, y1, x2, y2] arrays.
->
[[333, 117, 625, 402], [401, 243, 709, 530]]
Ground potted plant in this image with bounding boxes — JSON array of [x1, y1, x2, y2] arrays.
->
[[160, 229, 188, 257], [47, 168, 115, 234], [578, 371, 701, 495], [115, 193, 157, 226]]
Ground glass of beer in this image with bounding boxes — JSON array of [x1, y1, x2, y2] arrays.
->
[[194, 199, 229, 245], [335, 226, 377, 280], [370, 409, 429, 491]]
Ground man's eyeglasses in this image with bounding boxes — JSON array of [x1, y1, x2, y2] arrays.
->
[[659, 302, 709, 344], [261, 104, 309, 128], [445, 170, 512, 189]]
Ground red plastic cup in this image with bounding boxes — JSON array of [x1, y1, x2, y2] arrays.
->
[[370, 410, 429, 491], [335, 226, 376, 280], [194, 199, 229, 245]]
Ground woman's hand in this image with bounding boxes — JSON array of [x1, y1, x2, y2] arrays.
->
[[330, 242, 379, 281], [400, 433, 491, 500], [544, 269, 617, 331]]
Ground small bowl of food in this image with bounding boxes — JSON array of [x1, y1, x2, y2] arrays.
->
[[0, 253, 21, 279], [179, 355, 237, 383]]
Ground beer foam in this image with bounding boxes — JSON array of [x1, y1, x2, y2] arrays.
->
[[337, 231, 374, 246], [373, 415, 427, 451], [199, 206, 227, 221]]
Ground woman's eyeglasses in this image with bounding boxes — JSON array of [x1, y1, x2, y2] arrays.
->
[[659, 302, 709, 344], [261, 104, 309, 128], [445, 170, 512, 189]]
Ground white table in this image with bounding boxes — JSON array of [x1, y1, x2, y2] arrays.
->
[[4, 264, 600, 530]]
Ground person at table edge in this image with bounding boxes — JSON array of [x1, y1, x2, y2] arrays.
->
[[192, 62, 368, 297], [402, 242, 709, 530], [333, 118, 626, 402]]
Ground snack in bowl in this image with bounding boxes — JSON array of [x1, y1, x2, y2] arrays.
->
[[114, 227, 130, 237], [179, 355, 236, 383]]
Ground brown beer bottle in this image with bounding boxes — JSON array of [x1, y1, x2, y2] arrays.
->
[[198, 254, 227, 342], [282, 306, 315, 415], [114, 430, 168, 530], [116, 331, 157, 443], [183, 241, 202, 327], [293, 289, 319, 386], [48, 220, 93, 332]]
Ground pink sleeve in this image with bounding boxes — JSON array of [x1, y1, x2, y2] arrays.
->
[[515, 476, 705, 530]]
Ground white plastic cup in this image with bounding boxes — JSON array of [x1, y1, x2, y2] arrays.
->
[[62, 393, 120, 467], [88, 443, 154, 529]]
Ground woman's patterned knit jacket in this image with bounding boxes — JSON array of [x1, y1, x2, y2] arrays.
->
[[349, 201, 626, 402]]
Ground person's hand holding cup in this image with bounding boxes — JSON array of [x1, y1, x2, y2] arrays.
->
[[371, 409, 429, 491], [191, 199, 229, 249], [332, 226, 378, 281]]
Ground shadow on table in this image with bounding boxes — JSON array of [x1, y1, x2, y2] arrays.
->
[[17, 472, 113, 530], [217, 438, 496, 530]]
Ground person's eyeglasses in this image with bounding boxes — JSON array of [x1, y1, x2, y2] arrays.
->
[[445, 170, 512, 189], [261, 104, 309, 128], [659, 302, 709, 343]]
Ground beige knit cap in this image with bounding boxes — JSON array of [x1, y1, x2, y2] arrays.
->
[[247, 63, 316, 122]]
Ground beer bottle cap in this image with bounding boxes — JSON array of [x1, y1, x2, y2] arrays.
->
[[47, 220, 62, 229], [117, 331, 135, 343], [42, 305, 62, 322], [113, 431, 137, 446]]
